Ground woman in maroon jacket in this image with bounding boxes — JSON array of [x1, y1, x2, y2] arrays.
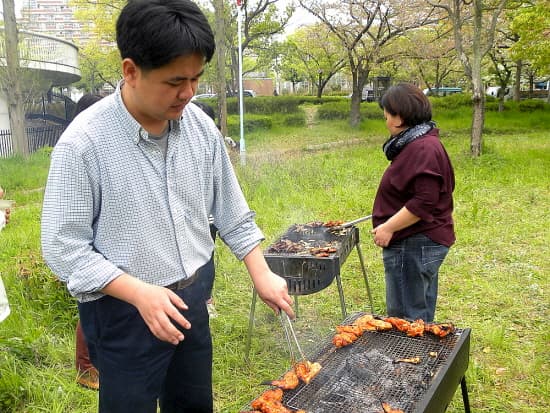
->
[[372, 83, 455, 322]]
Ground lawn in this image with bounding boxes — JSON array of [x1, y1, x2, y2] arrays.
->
[[0, 103, 548, 412]]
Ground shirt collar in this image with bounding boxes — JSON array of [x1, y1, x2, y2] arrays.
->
[[114, 80, 182, 146]]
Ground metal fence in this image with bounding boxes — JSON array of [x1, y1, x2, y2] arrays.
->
[[0, 125, 65, 158]]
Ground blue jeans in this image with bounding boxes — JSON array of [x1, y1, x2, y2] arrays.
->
[[382, 233, 449, 322], [78, 276, 213, 413]]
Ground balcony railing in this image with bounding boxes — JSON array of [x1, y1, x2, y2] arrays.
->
[[0, 29, 80, 85]]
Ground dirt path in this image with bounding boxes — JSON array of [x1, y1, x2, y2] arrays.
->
[[304, 106, 318, 128]]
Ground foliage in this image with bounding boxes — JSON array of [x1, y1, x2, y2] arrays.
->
[[395, 25, 465, 89], [429, 93, 473, 109], [282, 24, 347, 96], [509, 0, 550, 73], [517, 98, 546, 111], [227, 113, 272, 135], [70, 0, 124, 90], [316, 101, 352, 120]]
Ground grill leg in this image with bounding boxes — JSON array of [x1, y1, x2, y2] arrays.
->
[[461, 376, 471, 413], [335, 272, 347, 319], [245, 287, 258, 359], [355, 243, 374, 313]]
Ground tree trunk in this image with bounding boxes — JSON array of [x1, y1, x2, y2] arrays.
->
[[2, 0, 28, 157], [214, 0, 228, 137], [471, 96, 484, 157], [513, 60, 522, 102]]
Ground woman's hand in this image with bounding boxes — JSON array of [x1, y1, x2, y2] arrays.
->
[[372, 224, 393, 248]]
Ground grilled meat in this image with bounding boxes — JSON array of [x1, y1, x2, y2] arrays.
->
[[425, 322, 456, 338], [384, 317, 411, 333], [250, 387, 307, 413], [269, 369, 299, 390], [381, 402, 405, 413], [406, 319, 425, 337], [323, 220, 344, 227], [394, 356, 421, 364], [332, 330, 360, 348], [294, 360, 322, 384]]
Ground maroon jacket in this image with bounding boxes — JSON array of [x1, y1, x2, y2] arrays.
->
[[372, 129, 455, 247]]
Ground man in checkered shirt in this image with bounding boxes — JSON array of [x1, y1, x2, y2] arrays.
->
[[40, 1, 294, 412]]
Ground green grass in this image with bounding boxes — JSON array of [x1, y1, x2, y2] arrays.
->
[[0, 104, 549, 412]]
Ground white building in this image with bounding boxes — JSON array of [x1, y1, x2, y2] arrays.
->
[[0, 30, 80, 130], [18, 0, 89, 45]]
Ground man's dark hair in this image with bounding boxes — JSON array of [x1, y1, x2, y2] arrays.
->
[[116, 0, 215, 71], [379, 83, 432, 127]]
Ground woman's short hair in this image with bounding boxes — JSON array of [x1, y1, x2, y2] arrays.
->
[[379, 83, 432, 127], [73, 94, 103, 120], [116, 0, 215, 71]]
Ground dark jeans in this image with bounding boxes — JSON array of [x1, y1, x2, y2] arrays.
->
[[382, 233, 449, 322], [78, 277, 212, 413]]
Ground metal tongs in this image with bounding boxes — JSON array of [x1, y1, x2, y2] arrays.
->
[[329, 214, 372, 231], [279, 311, 308, 363]]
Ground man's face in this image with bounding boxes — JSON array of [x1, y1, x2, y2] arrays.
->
[[122, 53, 205, 130]]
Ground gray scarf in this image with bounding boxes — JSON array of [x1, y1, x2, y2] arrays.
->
[[383, 121, 436, 161]]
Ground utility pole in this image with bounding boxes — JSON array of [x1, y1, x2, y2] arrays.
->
[[2, 0, 28, 157]]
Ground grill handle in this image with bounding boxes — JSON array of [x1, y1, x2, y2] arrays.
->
[[330, 214, 372, 230]]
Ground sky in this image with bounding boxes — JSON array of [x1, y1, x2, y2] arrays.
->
[[2, 0, 317, 32], [0, 0, 24, 18]]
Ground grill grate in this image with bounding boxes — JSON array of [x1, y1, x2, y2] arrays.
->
[[263, 312, 470, 413], [264, 224, 358, 295]]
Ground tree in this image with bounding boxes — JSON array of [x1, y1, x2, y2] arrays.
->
[[285, 24, 347, 98], [1, 0, 28, 156], [402, 25, 463, 91], [213, 0, 228, 137], [299, 0, 439, 127], [70, 0, 124, 90], [431, 0, 509, 157], [509, 0, 550, 102], [225, 0, 293, 94]]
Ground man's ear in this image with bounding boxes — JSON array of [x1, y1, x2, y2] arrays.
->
[[122, 58, 139, 87]]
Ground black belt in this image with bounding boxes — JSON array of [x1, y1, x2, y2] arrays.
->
[[165, 272, 198, 291]]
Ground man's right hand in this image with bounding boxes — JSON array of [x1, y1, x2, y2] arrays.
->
[[103, 274, 191, 345]]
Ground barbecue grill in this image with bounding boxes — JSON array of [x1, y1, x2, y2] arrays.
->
[[245, 223, 374, 357], [246, 312, 471, 413]]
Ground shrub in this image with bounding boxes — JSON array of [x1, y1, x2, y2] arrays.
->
[[316, 101, 350, 120], [429, 93, 472, 110], [227, 114, 273, 135], [518, 99, 545, 111], [283, 112, 306, 127], [362, 102, 383, 119]]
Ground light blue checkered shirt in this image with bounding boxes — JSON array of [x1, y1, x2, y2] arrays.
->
[[41, 82, 264, 302]]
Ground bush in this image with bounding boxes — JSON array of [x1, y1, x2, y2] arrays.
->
[[227, 114, 273, 135], [316, 101, 350, 120], [518, 99, 545, 111], [362, 102, 383, 119], [283, 111, 306, 127], [429, 93, 472, 110]]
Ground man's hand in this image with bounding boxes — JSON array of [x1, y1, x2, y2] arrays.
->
[[254, 269, 295, 319], [103, 274, 191, 345], [244, 245, 295, 319]]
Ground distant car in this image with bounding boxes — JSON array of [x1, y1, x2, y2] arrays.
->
[[486, 86, 511, 98], [192, 93, 217, 100], [227, 90, 256, 97], [347, 88, 375, 102], [423, 87, 462, 96]]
